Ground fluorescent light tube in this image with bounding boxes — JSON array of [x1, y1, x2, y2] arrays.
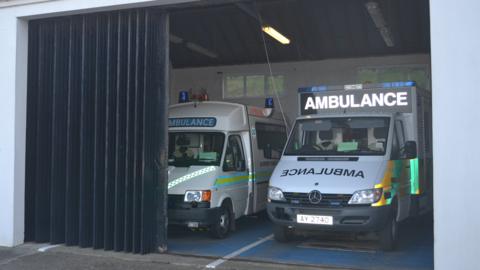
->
[[379, 28, 394, 47], [186, 42, 218, 58], [365, 2, 386, 27], [169, 34, 183, 44], [170, 33, 218, 58], [262, 26, 290, 45], [365, 1, 395, 47]]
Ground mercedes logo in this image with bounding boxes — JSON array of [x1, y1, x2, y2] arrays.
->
[[308, 190, 322, 204]]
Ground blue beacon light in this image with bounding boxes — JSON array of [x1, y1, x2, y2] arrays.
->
[[179, 91, 189, 103], [265, 97, 274, 108]]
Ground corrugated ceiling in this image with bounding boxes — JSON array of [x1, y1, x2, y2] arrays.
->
[[169, 0, 430, 68]]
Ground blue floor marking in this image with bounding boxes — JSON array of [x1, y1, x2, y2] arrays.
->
[[168, 215, 272, 257], [239, 239, 432, 270], [168, 214, 433, 269]]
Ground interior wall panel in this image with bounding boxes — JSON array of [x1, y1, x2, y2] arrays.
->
[[25, 8, 169, 254]]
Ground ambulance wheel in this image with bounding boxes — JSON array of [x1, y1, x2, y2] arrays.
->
[[379, 206, 398, 251], [210, 203, 232, 239], [273, 224, 294, 242]]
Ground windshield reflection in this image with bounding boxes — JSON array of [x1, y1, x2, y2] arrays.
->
[[284, 117, 390, 156], [168, 132, 225, 167]]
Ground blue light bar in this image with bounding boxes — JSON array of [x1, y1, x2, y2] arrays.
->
[[298, 85, 328, 93], [298, 81, 416, 93], [382, 81, 416, 88], [265, 97, 274, 108], [179, 91, 189, 103]]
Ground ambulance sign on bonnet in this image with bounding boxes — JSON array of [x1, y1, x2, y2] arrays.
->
[[299, 88, 413, 115]]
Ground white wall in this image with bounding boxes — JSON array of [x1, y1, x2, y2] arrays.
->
[[0, 0, 197, 247], [171, 54, 430, 125], [0, 16, 22, 248], [430, 1, 480, 269]]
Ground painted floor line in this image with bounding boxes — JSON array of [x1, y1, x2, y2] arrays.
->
[[205, 234, 273, 269], [297, 244, 378, 253], [37, 244, 60, 252]]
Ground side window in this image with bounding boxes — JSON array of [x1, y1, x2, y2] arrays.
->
[[223, 135, 246, 172], [255, 123, 287, 159]]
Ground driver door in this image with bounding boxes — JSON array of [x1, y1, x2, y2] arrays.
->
[[219, 135, 248, 219], [392, 120, 411, 221]]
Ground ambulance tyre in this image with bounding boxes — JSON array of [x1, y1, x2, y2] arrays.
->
[[379, 202, 398, 251], [210, 202, 232, 239], [273, 224, 294, 243]]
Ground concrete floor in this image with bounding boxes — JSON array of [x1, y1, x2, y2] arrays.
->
[[0, 243, 333, 270], [0, 213, 433, 270]]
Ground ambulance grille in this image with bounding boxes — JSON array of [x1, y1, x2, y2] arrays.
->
[[283, 192, 352, 207]]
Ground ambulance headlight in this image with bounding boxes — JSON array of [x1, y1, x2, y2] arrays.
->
[[184, 190, 211, 202], [268, 186, 286, 202], [348, 188, 383, 204]]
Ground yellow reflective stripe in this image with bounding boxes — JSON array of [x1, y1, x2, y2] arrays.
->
[[213, 170, 273, 187], [168, 166, 217, 189], [372, 161, 394, 207], [214, 174, 251, 186]]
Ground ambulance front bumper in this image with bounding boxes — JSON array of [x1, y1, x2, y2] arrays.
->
[[168, 204, 222, 227], [267, 202, 392, 232]]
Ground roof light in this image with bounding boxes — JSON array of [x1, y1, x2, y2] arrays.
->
[[179, 91, 189, 103], [262, 26, 290, 45], [298, 85, 327, 93], [382, 81, 416, 88], [265, 97, 274, 108]]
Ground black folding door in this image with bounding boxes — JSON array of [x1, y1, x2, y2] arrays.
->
[[24, 8, 169, 254]]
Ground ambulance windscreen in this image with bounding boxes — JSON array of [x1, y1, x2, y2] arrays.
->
[[168, 132, 225, 167], [284, 117, 390, 156]]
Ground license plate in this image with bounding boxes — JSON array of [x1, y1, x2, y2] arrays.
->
[[296, 214, 333, 225]]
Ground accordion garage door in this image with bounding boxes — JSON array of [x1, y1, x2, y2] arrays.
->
[[24, 8, 169, 254]]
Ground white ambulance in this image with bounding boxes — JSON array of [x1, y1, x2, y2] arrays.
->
[[167, 98, 287, 238], [267, 82, 432, 250]]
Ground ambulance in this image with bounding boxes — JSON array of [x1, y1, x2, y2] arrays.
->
[[168, 96, 287, 238], [267, 82, 432, 250]]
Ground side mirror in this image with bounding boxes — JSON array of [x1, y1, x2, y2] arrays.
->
[[223, 162, 230, 171], [236, 160, 246, 171], [223, 153, 234, 171], [403, 141, 417, 159], [263, 144, 273, 159]]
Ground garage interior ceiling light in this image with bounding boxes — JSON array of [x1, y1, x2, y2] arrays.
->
[[185, 42, 218, 58], [169, 34, 218, 58], [365, 1, 395, 47], [169, 34, 183, 44], [262, 26, 290, 45]]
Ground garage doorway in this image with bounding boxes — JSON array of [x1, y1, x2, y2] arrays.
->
[[166, 0, 433, 269]]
